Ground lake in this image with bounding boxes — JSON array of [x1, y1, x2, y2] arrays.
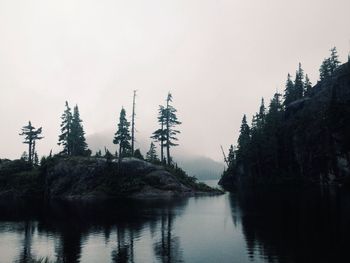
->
[[0, 180, 349, 263]]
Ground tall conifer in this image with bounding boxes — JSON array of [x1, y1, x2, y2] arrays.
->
[[19, 121, 43, 164], [113, 107, 131, 164]]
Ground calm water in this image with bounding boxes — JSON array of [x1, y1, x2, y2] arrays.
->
[[0, 181, 349, 263]]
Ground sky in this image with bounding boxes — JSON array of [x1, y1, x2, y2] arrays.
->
[[0, 0, 350, 162]]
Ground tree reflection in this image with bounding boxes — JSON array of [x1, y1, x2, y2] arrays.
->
[[17, 221, 35, 263], [229, 187, 350, 263], [0, 197, 188, 263], [153, 210, 183, 263], [111, 227, 134, 263]]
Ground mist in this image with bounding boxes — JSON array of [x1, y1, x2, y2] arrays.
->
[[1, 0, 349, 162]]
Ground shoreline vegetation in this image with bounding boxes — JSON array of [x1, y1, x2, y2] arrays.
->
[[220, 47, 350, 190], [1, 92, 222, 199]]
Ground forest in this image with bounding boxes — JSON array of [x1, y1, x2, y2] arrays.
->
[[220, 48, 350, 188]]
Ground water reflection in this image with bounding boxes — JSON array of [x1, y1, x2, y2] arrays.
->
[[0, 198, 187, 263], [153, 211, 183, 263], [0, 186, 349, 263], [228, 186, 350, 263]]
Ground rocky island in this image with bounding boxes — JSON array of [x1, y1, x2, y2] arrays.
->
[[0, 156, 222, 200]]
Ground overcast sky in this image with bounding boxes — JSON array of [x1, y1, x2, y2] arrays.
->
[[0, 0, 349, 162]]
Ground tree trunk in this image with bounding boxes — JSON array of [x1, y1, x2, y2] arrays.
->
[[118, 145, 122, 168], [131, 90, 136, 156], [166, 99, 170, 166], [167, 144, 170, 166], [28, 139, 32, 164], [161, 121, 164, 163]]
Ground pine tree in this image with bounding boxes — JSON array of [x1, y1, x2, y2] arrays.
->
[[134, 149, 144, 160], [95, 150, 102, 157], [237, 115, 250, 161], [58, 101, 73, 155], [283, 73, 295, 106], [113, 107, 131, 164], [264, 92, 283, 170], [320, 47, 341, 80], [268, 93, 283, 116], [294, 63, 304, 99], [21, 151, 28, 162], [146, 142, 158, 162], [71, 105, 88, 156], [304, 74, 312, 96], [164, 92, 181, 165], [104, 148, 113, 162], [227, 145, 235, 168], [329, 47, 340, 74], [257, 98, 266, 128], [151, 105, 167, 163], [19, 121, 43, 164], [320, 58, 331, 80]]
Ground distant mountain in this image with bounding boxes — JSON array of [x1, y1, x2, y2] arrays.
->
[[86, 132, 224, 181], [176, 156, 224, 180], [87, 131, 118, 155]]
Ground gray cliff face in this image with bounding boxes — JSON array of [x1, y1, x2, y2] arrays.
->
[[287, 63, 350, 183]]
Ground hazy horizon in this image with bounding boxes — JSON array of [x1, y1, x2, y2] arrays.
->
[[1, 0, 350, 162]]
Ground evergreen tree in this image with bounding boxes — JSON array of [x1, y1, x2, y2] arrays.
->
[[133, 149, 144, 160], [227, 145, 235, 168], [19, 121, 43, 164], [236, 115, 250, 161], [21, 151, 28, 162], [151, 105, 167, 163], [164, 92, 181, 165], [71, 105, 88, 156], [257, 98, 266, 128], [320, 47, 341, 80], [267, 93, 283, 117], [250, 100, 267, 178], [104, 148, 113, 162], [95, 150, 102, 157], [320, 58, 331, 80], [58, 101, 73, 155], [283, 73, 295, 106], [264, 92, 283, 171], [304, 74, 312, 96], [329, 47, 340, 74], [294, 63, 304, 99], [113, 107, 131, 164], [146, 142, 158, 162]]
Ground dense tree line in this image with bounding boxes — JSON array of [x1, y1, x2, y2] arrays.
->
[[220, 47, 350, 187]]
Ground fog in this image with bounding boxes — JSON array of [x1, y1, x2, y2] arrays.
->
[[1, 0, 349, 162]]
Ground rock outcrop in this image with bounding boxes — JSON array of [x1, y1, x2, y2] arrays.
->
[[45, 157, 220, 199]]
